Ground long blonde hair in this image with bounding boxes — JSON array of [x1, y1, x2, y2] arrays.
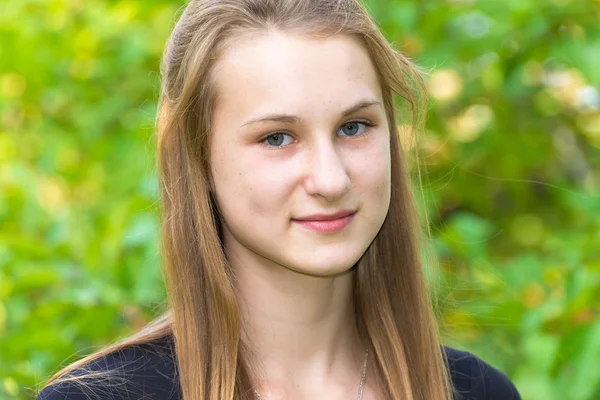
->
[[41, 0, 453, 399]]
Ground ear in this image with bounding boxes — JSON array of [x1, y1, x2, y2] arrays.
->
[[207, 173, 216, 193]]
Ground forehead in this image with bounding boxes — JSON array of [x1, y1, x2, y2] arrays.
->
[[211, 31, 383, 117]]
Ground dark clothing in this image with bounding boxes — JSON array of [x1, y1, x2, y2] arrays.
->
[[37, 336, 520, 399]]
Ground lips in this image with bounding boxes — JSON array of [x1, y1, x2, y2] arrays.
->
[[293, 209, 356, 221], [291, 210, 357, 234]]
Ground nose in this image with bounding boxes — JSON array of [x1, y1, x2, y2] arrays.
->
[[304, 138, 351, 201]]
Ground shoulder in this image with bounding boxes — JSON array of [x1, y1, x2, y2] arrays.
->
[[443, 346, 521, 400], [36, 336, 180, 400]]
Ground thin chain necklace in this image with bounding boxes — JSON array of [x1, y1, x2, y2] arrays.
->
[[253, 348, 369, 400]]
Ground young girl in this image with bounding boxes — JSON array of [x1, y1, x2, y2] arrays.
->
[[37, 0, 521, 399]]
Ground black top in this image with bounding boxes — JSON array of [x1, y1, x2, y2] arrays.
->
[[37, 336, 520, 399]]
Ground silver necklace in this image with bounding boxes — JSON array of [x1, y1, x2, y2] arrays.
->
[[254, 348, 369, 400]]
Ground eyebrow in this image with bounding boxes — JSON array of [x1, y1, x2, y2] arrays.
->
[[240, 99, 382, 128]]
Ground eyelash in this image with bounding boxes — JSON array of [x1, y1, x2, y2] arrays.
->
[[259, 120, 376, 149]]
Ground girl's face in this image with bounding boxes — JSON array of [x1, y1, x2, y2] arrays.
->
[[210, 31, 391, 276]]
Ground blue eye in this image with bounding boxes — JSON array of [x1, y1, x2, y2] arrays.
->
[[261, 120, 374, 149], [338, 121, 372, 137], [263, 132, 294, 148]]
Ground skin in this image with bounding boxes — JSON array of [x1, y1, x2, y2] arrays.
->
[[210, 31, 391, 399]]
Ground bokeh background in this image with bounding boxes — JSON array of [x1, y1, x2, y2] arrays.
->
[[1, 0, 599, 399]]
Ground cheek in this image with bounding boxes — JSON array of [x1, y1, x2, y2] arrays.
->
[[210, 149, 297, 226], [351, 136, 391, 202]]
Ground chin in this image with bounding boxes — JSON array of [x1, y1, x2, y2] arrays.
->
[[292, 264, 356, 278], [285, 248, 365, 278]]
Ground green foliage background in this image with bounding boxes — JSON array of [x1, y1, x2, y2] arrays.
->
[[1, 0, 599, 399]]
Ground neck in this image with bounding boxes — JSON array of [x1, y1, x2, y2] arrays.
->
[[230, 249, 366, 396]]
